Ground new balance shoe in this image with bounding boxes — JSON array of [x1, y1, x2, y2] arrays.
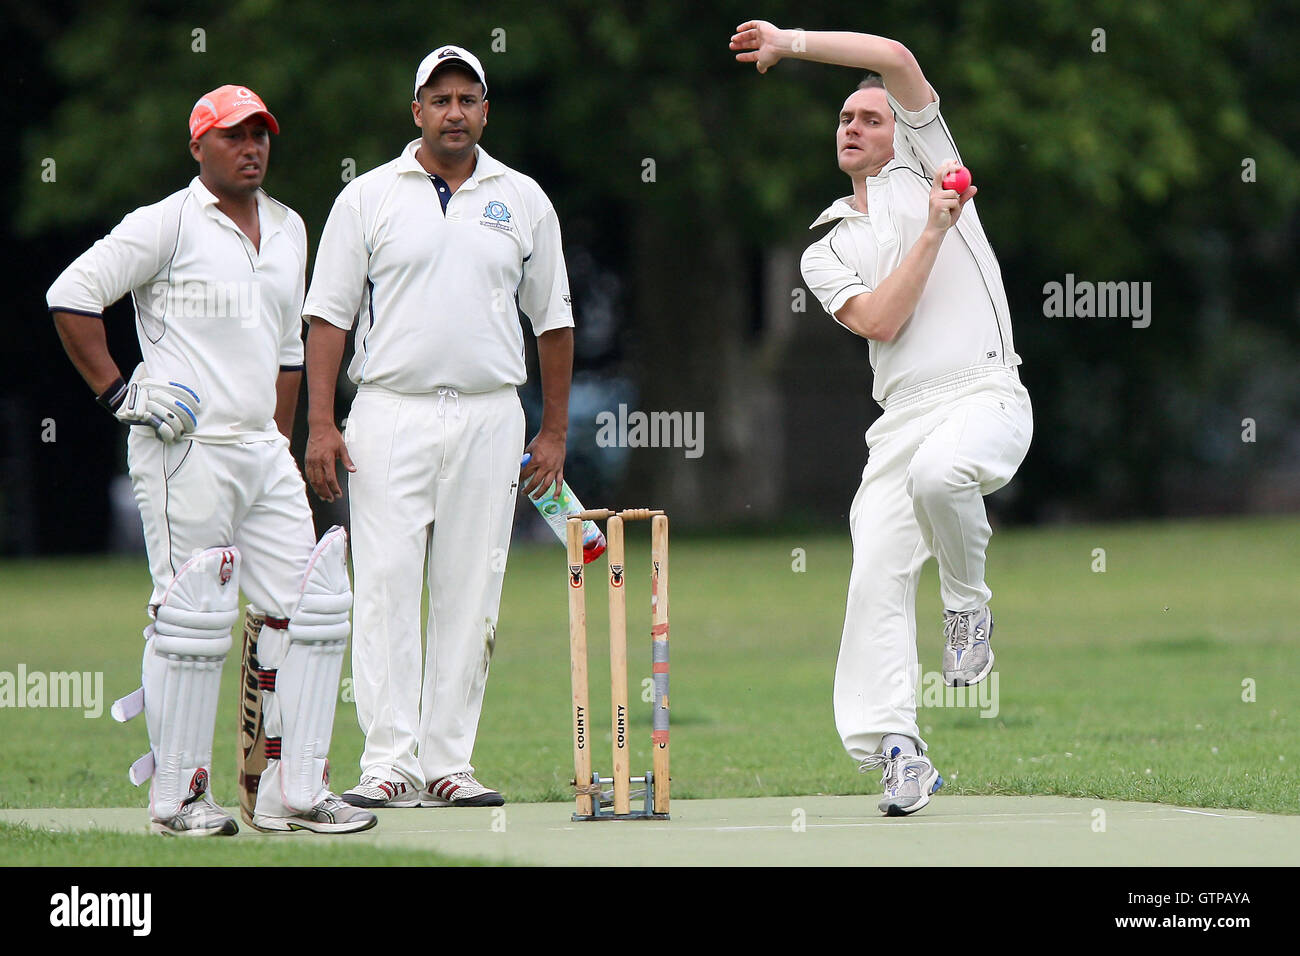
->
[[942, 606, 994, 687], [421, 772, 505, 807], [341, 775, 421, 808], [251, 794, 378, 833], [860, 747, 944, 816], [151, 793, 239, 837]]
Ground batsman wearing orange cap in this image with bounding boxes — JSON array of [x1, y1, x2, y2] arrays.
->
[[47, 85, 376, 836]]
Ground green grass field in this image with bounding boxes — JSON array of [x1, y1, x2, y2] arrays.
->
[[2, 515, 1296, 864]]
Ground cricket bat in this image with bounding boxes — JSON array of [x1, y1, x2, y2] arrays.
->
[[237, 607, 269, 825]]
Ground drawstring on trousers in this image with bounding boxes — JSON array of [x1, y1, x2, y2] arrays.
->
[[436, 386, 461, 419]]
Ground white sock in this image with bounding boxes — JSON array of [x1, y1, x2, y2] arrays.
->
[[881, 734, 918, 757]]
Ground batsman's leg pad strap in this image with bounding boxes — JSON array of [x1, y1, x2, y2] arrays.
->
[[129, 750, 155, 786], [140, 545, 240, 818], [257, 526, 352, 814], [112, 686, 145, 722], [255, 622, 288, 740]]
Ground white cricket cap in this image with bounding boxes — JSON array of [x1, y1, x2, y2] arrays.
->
[[414, 45, 488, 99]]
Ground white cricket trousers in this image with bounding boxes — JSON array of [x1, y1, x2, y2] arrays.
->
[[834, 368, 1032, 761], [128, 432, 316, 619], [346, 383, 525, 788]]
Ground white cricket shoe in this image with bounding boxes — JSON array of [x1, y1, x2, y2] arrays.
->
[[251, 794, 378, 834], [421, 772, 505, 807], [942, 606, 995, 687], [860, 748, 944, 816], [151, 793, 239, 837], [341, 775, 421, 808]]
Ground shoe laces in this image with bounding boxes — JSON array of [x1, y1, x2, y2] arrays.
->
[[945, 611, 972, 651], [180, 782, 212, 810], [178, 793, 225, 822], [859, 752, 901, 789]]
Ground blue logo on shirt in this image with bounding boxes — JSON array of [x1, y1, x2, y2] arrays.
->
[[483, 201, 511, 223]]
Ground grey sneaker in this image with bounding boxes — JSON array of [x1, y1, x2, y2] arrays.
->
[[252, 794, 378, 834], [151, 793, 239, 837], [942, 606, 994, 686], [860, 748, 944, 816], [421, 772, 505, 807], [342, 775, 421, 808]]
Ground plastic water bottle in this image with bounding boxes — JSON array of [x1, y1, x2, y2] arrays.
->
[[521, 454, 607, 563]]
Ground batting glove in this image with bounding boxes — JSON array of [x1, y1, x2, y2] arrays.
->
[[99, 373, 201, 443]]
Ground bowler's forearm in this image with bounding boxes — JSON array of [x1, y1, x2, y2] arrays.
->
[[305, 318, 347, 428], [780, 30, 932, 109], [838, 229, 945, 342], [536, 327, 573, 438], [780, 31, 904, 70]]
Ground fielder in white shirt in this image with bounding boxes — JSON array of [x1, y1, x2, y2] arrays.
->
[[304, 46, 575, 808], [732, 22, 1033, 815], [47, 85, 375, 836]]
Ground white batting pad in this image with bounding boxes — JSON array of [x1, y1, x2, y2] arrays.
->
[[255, 527, 352, 814], [141, 546, 240, 817]]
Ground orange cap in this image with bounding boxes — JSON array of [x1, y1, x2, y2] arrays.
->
[[189, 85, 280, 140]]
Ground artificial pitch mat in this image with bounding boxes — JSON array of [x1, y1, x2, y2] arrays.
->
[[4, 795, 1296, 865]]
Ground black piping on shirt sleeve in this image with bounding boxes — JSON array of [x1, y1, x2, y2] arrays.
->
[[48, 307, 105, 319]]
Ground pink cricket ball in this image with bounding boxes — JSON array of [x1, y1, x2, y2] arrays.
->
[[942, 166, 972, 192]]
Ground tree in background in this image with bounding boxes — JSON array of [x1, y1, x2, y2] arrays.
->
[[10, 0, 1300, 551]]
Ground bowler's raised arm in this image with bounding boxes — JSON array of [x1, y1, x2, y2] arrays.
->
[[729, 21, 933, 111]]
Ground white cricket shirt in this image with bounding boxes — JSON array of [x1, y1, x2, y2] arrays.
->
[[303, 142, 574, 393], [47, 178, 307, 442], [801, 88, 1021, 408]]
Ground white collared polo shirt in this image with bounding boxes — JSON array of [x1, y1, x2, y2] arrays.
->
[[801, 87, 1021, 408], [47, 178, 308, 442], [303, 141, 574, 393]]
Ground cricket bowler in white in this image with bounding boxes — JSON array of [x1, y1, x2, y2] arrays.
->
[[732, 23, 1033, 815], [303, 47, 575, 808], [47, 85, 375, 835]]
